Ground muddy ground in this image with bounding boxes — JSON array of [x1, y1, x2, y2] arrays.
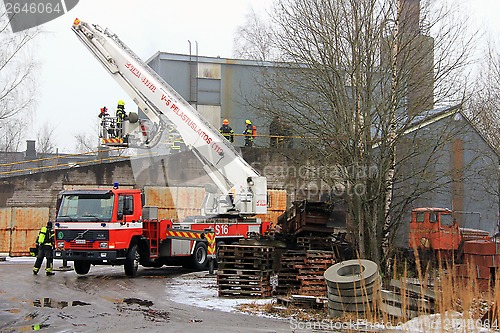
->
[[0, 258, 314, 333]]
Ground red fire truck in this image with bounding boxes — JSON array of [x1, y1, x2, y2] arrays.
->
[[53, 19, 269, 276], [53, 185, 269, 276]]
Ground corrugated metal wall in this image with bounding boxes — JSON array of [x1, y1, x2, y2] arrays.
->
[[0, 207, 49, 256]]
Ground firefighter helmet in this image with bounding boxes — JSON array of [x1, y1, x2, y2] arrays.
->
[[245, 119, 251, 125], [223, 119, 229, 125], [117, 100, 125, 106]]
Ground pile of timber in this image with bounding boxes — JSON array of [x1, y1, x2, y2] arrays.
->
[[217, 245, 274, 297]]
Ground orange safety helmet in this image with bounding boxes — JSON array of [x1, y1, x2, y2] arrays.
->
[[223, 119, 229, 125]]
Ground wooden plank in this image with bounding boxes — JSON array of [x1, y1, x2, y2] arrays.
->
[[381, 290, 433, 311], [390, 279, 435, 300], [380, 301, 421, 319]]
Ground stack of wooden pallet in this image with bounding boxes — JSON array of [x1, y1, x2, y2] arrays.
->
[[297, 236, 332, 251], [217, 245, 274, 297], [296, 250, 335, 296], [275, 250, 306, 295], [275, 250, 336, 297]]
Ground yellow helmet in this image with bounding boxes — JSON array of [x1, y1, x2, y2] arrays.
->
[[245, 119, 251, 125], [117, 100, 125, 106]]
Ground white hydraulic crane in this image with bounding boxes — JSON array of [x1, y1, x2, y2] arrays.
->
[[71, 18, 267, 216]]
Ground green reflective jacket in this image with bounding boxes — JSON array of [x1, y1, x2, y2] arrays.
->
[[37, 227, 54, 246]]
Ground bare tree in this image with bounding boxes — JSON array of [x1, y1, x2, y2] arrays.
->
[[74, 132, 98, 154], [233, 9, 278, 61], [468, 46, 500, 150], [235, 0, 477, 267], [0, 8, 38, 122], [0, 116, 28, 151], [36, 122, 56, 155]]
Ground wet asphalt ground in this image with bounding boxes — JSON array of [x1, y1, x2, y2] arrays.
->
[[0, 258, 310, 333]]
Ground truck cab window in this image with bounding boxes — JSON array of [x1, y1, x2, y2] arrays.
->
[[440, 214, 453, 226], [118, 195, 134, 218], [416, 213, 424, 223], [430, 212, 438, 223]]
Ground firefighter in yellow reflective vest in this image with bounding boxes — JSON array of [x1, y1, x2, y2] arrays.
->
[[115, 100, 127, 138], [33, 221, 55, 276], [243, 119, 254, 147]]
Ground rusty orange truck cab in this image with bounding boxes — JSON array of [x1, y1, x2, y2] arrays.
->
[[409, 207, 461, 251], [409, 207, 490, 254]]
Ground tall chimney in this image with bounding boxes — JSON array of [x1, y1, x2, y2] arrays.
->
[[25, 140, 36, 160], [399, 0, 420, 35]]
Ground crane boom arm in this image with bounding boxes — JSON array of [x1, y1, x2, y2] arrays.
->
[[72, 19, 267, 215]]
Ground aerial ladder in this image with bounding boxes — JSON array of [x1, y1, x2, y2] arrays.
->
[[71, 18, 267, 216]]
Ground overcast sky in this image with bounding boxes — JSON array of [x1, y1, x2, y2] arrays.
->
[[23, 0, 500, 152]]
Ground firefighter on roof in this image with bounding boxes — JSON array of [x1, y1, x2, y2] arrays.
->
[[219, 119, 234, 142], [243, 119, 255, 147], [33, 221, 55, 276]]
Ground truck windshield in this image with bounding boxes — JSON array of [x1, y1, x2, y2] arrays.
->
[[56, 193, 114, 222]]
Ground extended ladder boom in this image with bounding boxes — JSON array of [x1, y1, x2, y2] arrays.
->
[[72, 19, 267, 215]]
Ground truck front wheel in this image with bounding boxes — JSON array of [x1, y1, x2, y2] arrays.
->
[[191, 242, 208, 270], [74, 261, 91, 275], [124, 244, 139, 277]]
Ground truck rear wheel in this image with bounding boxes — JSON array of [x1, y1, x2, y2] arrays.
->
[[124, 244, 139, 277], [74, 261, 91, 275], [190, 242, 208, 270]]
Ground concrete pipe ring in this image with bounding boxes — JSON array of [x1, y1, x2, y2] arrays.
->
[[328, 288, 377, 304], [327, 275, 380, 297], [324, 259, 379, 290], [327, 299, 373, 313]]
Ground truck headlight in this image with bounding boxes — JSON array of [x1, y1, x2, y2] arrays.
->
[[99, 242, 108, 249], [57, 241, 65, 249]]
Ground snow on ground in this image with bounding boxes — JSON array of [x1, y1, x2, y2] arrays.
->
[[164, 270, 274, 315]]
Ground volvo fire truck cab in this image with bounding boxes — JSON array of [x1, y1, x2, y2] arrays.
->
[[53, 186, 222, 275]]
